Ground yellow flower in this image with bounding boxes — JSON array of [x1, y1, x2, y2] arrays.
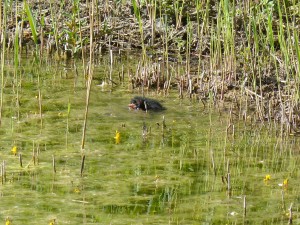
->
[[11, 146, 17, 156], [264, 174, 271, 182], [283, 178, 288, 187], [5, 217, 11, 225], [114, 130, 120, 144], [49, 219, 56, 225], [74, 187, 81, 193]]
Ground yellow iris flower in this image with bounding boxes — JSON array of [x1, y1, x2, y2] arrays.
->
[[5, 217, 11, 225], [11, 146, 17, 156], [49, 219, 56, 225], [283, 178, 288, 187], [114, 130, 120, 144], [74, 187, 81, 193], [264, 174, 271, 182]]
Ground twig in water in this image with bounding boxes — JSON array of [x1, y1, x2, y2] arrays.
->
[[19, 153, 23, 167], [288, 203, 293, 224], [281, 190, 286, 210], [210, 149, 216, 176], [0, 166, 2, 185], [244, 87, 264, 99], [243, 195, 246, 217], [2, 161, 6, 184], [80, 155, 85, 177], [227, 159, 231, 197], [52, 155, 56, 174]]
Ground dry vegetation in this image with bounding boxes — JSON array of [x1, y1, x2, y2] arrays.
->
[[1, 0, 300, 134]]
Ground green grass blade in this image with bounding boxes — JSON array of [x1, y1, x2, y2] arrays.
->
[[14, 26, 19, 67], [131, 0, 141, 23], [24, 1, 38, 44]]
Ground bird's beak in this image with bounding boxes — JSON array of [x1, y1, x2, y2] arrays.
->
[[128, 103, 137, 110]]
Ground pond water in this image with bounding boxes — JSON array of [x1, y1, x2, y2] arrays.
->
[[0, 53, 300, 224]]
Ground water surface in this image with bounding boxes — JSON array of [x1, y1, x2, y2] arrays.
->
[[0, 55, 299, 224]]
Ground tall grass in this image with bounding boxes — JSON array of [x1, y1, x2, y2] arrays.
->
[[24, 1, 38, 46], [49, 0, 59, 54], [131, 0, 146, 60]]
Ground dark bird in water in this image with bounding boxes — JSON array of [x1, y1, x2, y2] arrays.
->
[[128, 96, 166, 111]]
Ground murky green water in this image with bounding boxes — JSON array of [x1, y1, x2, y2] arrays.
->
[[0, 54, 300, 224]]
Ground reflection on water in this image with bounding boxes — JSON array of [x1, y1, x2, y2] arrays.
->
[[0, 55, 299, 224]]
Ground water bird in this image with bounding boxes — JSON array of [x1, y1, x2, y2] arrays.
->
[[128, 96, 165, 111]]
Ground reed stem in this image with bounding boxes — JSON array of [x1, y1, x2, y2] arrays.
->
[[81, 0, 95, 151]]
